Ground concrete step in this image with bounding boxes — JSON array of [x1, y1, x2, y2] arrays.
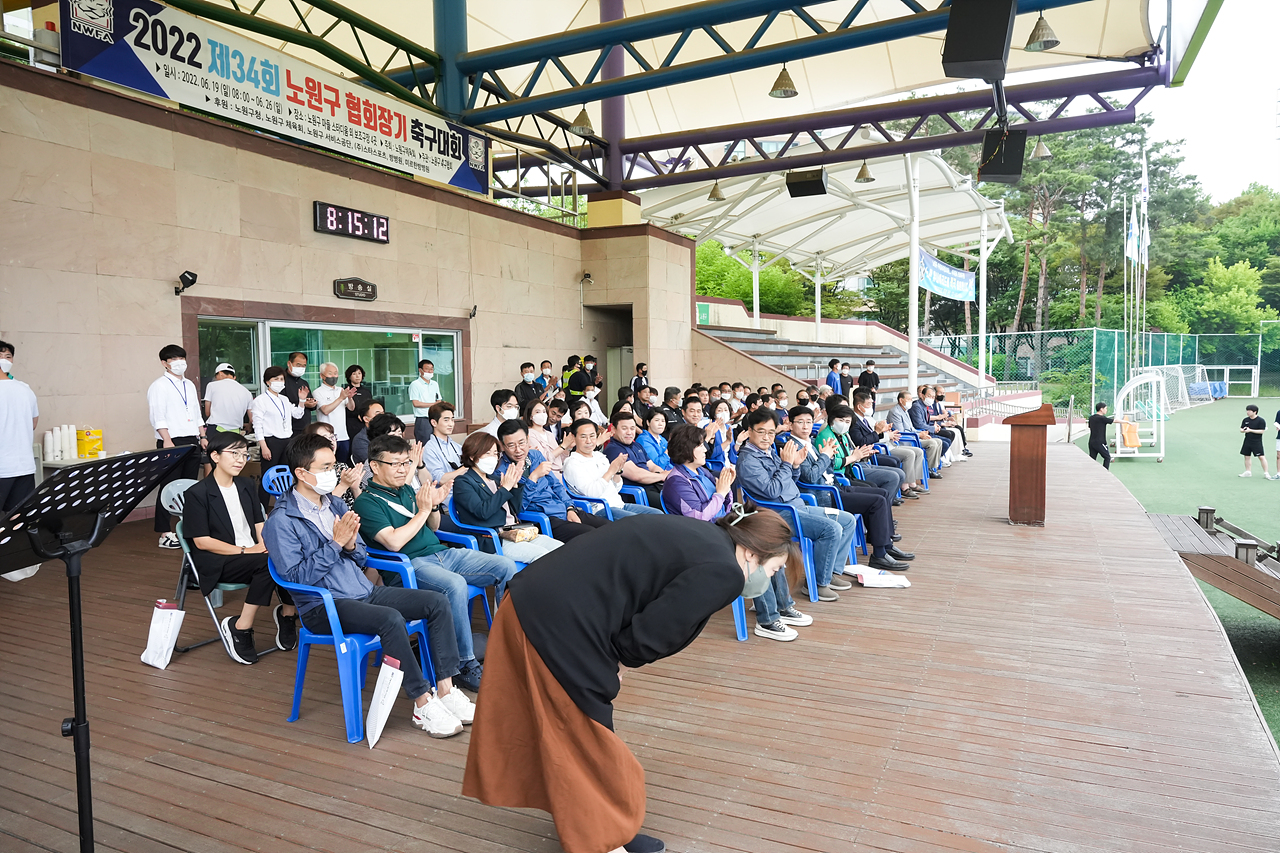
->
[[699, 324, 779, 340]]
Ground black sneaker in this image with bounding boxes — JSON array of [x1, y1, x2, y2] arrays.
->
[[753, 620, 798, 641], [624, 835, 666, 853], [220, 616, 258, 664], [273, 605, 298, 651], [455, 659, 483, 692]]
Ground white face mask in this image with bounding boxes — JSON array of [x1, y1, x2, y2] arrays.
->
[[421, 372, 433, 381], [716, 411, 730, 423], [543, 367, 553, 377], [476, 456, 499, 475], [523, 372, 536, 383], [735, 391, 745, 400], [841, 368, 849, 376], [532, 411, 549, 426], [268, 379, 286, 393], [561, 414, 572, 426], [290, 365, 306, 378], [777, 399, 788, 408], [0, 358, 12, 374], [501, 407, 519, 420], [586, 390, 598, 400], [831, 421, 850, 436], [311, 470, 339, 495], [168, 359, 187, 376], [584, 363, 595, 371]]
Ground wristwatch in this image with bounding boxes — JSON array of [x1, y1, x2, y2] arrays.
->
[[240, 545, 246, 554]]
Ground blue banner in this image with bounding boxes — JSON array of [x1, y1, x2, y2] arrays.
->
[[59, 0, 489, 195], [919, 250, 975, 301]]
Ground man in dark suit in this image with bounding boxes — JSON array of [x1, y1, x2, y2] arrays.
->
[[182, 431, 297, 664]]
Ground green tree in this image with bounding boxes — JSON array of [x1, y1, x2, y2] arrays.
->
[[1172, 258, 1279, 334]]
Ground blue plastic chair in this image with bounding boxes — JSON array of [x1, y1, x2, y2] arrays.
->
[[798, 482, 869, 559], [267, 555, 435, 744], [565, 487, 614, 520], [517, 511, 554, 535], [737, 487, 819, 603], [659, 488, 747, 642], [618, 484, 652, 507], [367, 543, 493, 628], [261, 465, 294, 497], [441, 496, 529, 575]]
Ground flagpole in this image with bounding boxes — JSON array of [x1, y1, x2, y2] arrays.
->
[[1122, 193, 1129, 380]]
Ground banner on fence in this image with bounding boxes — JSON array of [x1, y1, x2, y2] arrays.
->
[[918, 250, 975, 302], [59, 0, 489, 195]]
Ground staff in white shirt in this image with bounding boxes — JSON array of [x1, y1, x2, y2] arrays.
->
[[313, 362, 357, 464], [409, 358, 443, 443], [203, 362, 254, 433], [252, 365, 305, 477], [148, 344, 206, 549], [0, 338, 39, 515]]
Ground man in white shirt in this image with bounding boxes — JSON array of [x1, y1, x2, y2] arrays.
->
[[0, 339, 39, 513], [203, 363, 253, 434], [561, 419, 664, 519], [480, 388, 520, 437], [409, 359, 443, 443], [148, 344, 206, 549], [313, 361, 357, 463]]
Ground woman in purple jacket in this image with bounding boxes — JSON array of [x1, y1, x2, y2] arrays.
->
[[661, 423, 736, 520]]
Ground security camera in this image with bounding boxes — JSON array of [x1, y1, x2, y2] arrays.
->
[[581, 272, 593, 284], [175, 270, 197, 296]]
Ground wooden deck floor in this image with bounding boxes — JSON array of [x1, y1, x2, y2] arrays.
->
[[4, 445, 1280, 853]]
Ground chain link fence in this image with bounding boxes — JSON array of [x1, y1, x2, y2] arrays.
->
[[924, 328, 1270, 415]]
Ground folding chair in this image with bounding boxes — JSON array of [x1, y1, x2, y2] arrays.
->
[[267, 555, 434, 744], [737, 486, 819, 603], [160, 479, 276, 661]]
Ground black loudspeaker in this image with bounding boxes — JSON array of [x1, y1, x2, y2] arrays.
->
[[977, 127, 1027, 184], [785, 168, 828, 197], [942, 0, 1018, 81]]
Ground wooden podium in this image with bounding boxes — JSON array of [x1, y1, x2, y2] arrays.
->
[[1002, 404, 1056, 526]]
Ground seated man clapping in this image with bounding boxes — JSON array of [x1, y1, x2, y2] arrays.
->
[[183, 431, 297, 665], [262, 433, 474, 737]]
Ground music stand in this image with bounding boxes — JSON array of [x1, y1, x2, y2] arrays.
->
[[0, 446, 196, 853]]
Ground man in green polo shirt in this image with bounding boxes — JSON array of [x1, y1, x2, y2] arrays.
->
[[353, 434, 516, 692]]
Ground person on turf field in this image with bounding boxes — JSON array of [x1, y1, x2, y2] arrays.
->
[[1240, 404, 1269, 478]]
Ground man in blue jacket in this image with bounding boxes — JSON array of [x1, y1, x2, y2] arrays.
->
[[496, 420, 609, 542], [735, 407, 860, 602], [263, 432, 475, 738], [909, 385, 952, 464]]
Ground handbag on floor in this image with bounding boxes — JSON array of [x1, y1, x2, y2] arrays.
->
[[140, 599, 185, 670]]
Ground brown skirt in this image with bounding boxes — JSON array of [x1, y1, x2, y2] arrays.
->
[[463, 601, 645, 853]]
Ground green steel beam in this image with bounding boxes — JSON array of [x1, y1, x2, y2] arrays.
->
[[163, 0, 443, 114], [1170, 0, 1223, 87]]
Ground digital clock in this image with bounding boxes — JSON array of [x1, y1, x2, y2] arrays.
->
[[313, 201, 390, 243]]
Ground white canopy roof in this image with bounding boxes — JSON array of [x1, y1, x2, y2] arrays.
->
[[640, 149, 1012, 279], [200, 0, 1162, 138]]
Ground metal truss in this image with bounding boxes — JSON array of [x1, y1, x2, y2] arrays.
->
[[458, 0, 1095, 125], [168, 0, 442, 113], [618, 65, 1165, 190]]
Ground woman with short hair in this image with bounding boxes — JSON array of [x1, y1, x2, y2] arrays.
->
[[453, 431, 562, 563]]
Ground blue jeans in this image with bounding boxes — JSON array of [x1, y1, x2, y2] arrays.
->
[[411, 548, 516, 663], [793, 504, 858, 587], [607, 504, 664, 518], [753, 571, 794, 626]]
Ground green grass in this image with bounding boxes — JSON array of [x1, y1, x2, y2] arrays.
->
[[1076, 397, 1280, 741]]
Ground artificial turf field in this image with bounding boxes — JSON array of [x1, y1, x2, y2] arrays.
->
[[1073, 396, 1280, 741]]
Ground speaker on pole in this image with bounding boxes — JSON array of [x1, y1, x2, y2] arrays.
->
[[942, 0, 1019, 81], [785, 168, 828, 198], [977, 127, 1027, 184]]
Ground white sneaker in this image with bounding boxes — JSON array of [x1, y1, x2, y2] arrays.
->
[[753, 621, 799, 641], [438, 688, 475, 725], [158, 533, 180, 549], [941, 459, 953, 468], [1239, 471, 1253, 478], [411, 695, 464, 738]]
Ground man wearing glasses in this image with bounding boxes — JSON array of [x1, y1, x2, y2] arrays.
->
[[353, 434, 517, 693], [182, 431, 298, 664]]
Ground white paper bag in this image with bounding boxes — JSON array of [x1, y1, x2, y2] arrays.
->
[[140, 600, 185, 670], [366, 655, 404, 748], [856, 570, 911, 589], [2, 563, 41, 582]]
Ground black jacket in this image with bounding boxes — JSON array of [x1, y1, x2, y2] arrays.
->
[[180, 476, 264, 594], [851, 416, 882, 448], [515, 380, 543, 410]]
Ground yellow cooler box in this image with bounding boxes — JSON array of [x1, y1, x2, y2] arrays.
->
[[77, 428, 104, 459]]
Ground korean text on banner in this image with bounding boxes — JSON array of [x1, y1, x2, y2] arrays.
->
[[918, 250, 975, 302], [59, 0, 489, 195]]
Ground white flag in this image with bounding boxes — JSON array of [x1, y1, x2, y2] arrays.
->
[[1140, 151, 1150, 218]]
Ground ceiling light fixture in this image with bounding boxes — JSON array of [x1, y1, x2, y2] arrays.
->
[[769, 65, 798, 99], [707, 181, 726, 201], [568, 107, 594, 137], [854, 161, 875, 183], [1024, 13, 1060, 52], [1030, 138, 1052, 160]]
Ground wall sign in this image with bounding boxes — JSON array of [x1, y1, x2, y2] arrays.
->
[[59, 0, 490, 196], [918, 249, 976, 302], [314, 202, 389, 243], [334, 278, 378, 301]]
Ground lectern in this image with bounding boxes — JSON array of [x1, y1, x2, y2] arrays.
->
[[1002, 403, 1056, 526]]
